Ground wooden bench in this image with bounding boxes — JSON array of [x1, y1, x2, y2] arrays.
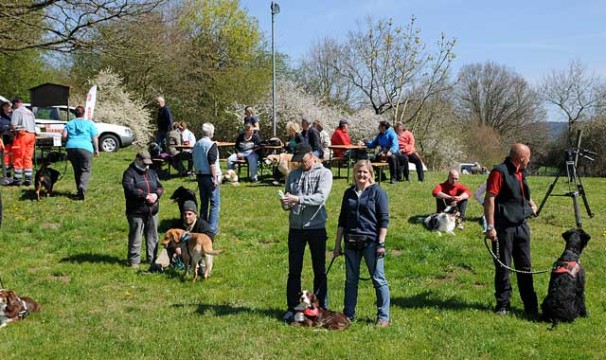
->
[[371, 162, 390, 185]]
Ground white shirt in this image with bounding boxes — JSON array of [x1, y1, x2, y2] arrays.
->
[[181, 129, 196, 152]]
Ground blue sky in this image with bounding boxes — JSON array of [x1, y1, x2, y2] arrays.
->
[[240, 0, 606, 83]]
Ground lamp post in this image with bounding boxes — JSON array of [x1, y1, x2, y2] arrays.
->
[[271, 1, 280, 137]]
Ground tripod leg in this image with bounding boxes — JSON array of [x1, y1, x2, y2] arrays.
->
[[576, 176, 594, 218], [572, 192, 582, 229], [536, 174, 560, 216]]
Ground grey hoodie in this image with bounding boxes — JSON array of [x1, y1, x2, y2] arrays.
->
[[284, 163, 333, 229]]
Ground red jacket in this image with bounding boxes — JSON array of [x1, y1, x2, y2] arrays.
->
[[330, 128, 351, 157]]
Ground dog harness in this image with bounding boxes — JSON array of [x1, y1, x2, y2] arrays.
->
[[180, 232, 192, 244], [552, 261, 580, 278]]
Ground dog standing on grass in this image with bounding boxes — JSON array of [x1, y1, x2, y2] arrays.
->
[[541, 229, 591, 326], [35, 162, 60, 201]]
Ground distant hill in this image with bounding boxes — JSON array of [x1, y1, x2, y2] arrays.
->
[[546, 121, 567, 139]]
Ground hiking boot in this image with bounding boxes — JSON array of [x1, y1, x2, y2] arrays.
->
[[23, 177, 32, 186], [11, 179, 22, 186]]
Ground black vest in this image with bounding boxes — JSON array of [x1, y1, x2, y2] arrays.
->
[[493, 158, 533, 226]]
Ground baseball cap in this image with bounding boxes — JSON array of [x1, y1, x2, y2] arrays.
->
[[339, 119, 350, 127], [291, 143, 313, 162], [136, 150, 153, 165]]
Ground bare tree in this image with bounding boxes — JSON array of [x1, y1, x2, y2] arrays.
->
[[336, 16, 455, 124], [295, 37, 358, 110], [540, 59, 606, 144], [454, 61, 545, 140], [0, 0, 166, 53]]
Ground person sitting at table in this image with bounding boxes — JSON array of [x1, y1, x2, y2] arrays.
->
[[227, 124, 262, 182], [301, 117, 323, 159], [394, 122, 425, 182], [244, 105, 260, 133], [364, 120, 399, 184], [330, 119, 351, 158], [285, 120, 304, 153], [432, 169, 471, 229], [167, 123, 188, 177], [178, 121, 196, 174], [312, 119, 331, 161]]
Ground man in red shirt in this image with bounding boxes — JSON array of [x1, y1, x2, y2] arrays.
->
[[395, 122, 425, 182], [432, 169, 471, 229], [330, 119, 351, 158], [484, 143, 538, 317]]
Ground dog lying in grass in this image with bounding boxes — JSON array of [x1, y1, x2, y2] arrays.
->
[[35, 162, 60, 201], [221, 169, 239, 185], [421, 206, 460, 235], [161, 228, 223, 282], [541, 228, 591, 326], [0, 289, 40, 328], [291, 290, 351, 330]]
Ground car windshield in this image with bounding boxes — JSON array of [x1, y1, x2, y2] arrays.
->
[[35, 106, 76, 121]]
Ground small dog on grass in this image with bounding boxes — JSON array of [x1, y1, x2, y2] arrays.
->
[[541, 228, 591, 326], [35, 162, 60, 201], [290, 290, 351, 330], [421, 206, 460, 235], [221, 169, 239, 185], [0, 289, 40, 328], [170, 186, 198, 213]]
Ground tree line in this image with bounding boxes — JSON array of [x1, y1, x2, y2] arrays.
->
[[1, 1, 605, 175]]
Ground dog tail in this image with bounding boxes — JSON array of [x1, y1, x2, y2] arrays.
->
[[205, 249, 224, 255]]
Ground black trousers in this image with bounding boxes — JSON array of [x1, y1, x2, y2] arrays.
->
[[396, 152, 425, 181], [436, 198, 468, 220], [492, 222, 538, 312], [287, 228, 328, 310]]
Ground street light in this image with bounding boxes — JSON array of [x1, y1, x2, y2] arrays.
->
[[271, 1, 280, 137]]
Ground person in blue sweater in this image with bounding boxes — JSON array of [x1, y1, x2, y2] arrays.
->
[[333, 160, 391, 327], [364, 120, 399, 184]]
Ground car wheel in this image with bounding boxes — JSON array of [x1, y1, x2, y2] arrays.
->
[[99, 134, 120, 152]]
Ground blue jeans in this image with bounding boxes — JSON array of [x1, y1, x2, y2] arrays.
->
[[344, 241, 390, 322], [227, 150, 259, 178], [196, 175, 221, 234], [287, 228, 328, 310]]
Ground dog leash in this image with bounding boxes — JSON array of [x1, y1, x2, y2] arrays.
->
[[483, 235, 552, 275], [314, 255, 338, 297]]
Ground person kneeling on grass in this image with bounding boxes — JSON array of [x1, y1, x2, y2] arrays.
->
[[152, 200, 215, 273]]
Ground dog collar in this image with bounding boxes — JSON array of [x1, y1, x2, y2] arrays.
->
[[180, 232, 192, 244]]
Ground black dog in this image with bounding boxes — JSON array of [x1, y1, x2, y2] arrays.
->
[[170, 186, 198, 213], [35, 162, 61, 201], [541, 228, 591, 326]]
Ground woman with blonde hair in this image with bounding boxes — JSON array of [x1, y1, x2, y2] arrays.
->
[[333, 159, 391, 327], [285, 120, 303, 153]]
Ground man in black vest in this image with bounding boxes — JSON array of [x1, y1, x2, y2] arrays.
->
[[484, 143, 538, 318]]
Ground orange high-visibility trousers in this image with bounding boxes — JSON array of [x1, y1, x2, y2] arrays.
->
[[12, 131, 35, 170]]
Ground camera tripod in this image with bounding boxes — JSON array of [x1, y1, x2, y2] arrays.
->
[[536, 130, 594, 228]]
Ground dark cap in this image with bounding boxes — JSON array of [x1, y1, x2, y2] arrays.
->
[[292, 143, 313, 162], [339, 119, 350, 127], [182, 200, 197, 214], [136, 150, 153, 165]]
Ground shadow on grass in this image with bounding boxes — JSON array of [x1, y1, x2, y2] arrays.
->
[[60, 253, 123, 265], [18, 189, 74, 201], [392, 290, 491, 312], [170, 302, 284, 320]]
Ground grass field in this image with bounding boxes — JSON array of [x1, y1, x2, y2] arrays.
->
[[1, 148, 605, 359]]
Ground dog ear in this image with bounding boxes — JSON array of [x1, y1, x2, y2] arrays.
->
[[562, 229, 575, 241], [578, 229, 591, 243]]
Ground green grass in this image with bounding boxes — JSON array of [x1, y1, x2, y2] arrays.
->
[[1, 148, 605, 359]]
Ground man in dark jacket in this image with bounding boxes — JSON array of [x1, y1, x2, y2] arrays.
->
[[484, 143, 538, 317], [155, 96, 173, 151], [301, 117, 324, 159], [122, 150, 164, 269]]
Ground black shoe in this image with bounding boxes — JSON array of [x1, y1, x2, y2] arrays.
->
[[494, 305, 509, 315], [23, 179, 32, 186], [11, 179, 22, 186]]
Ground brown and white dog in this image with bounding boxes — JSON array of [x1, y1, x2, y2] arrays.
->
[[161, 228, 223, 282], [291, 290, 351, 330], [0, 289, 40, 328], [265, 153, 296, 178]]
